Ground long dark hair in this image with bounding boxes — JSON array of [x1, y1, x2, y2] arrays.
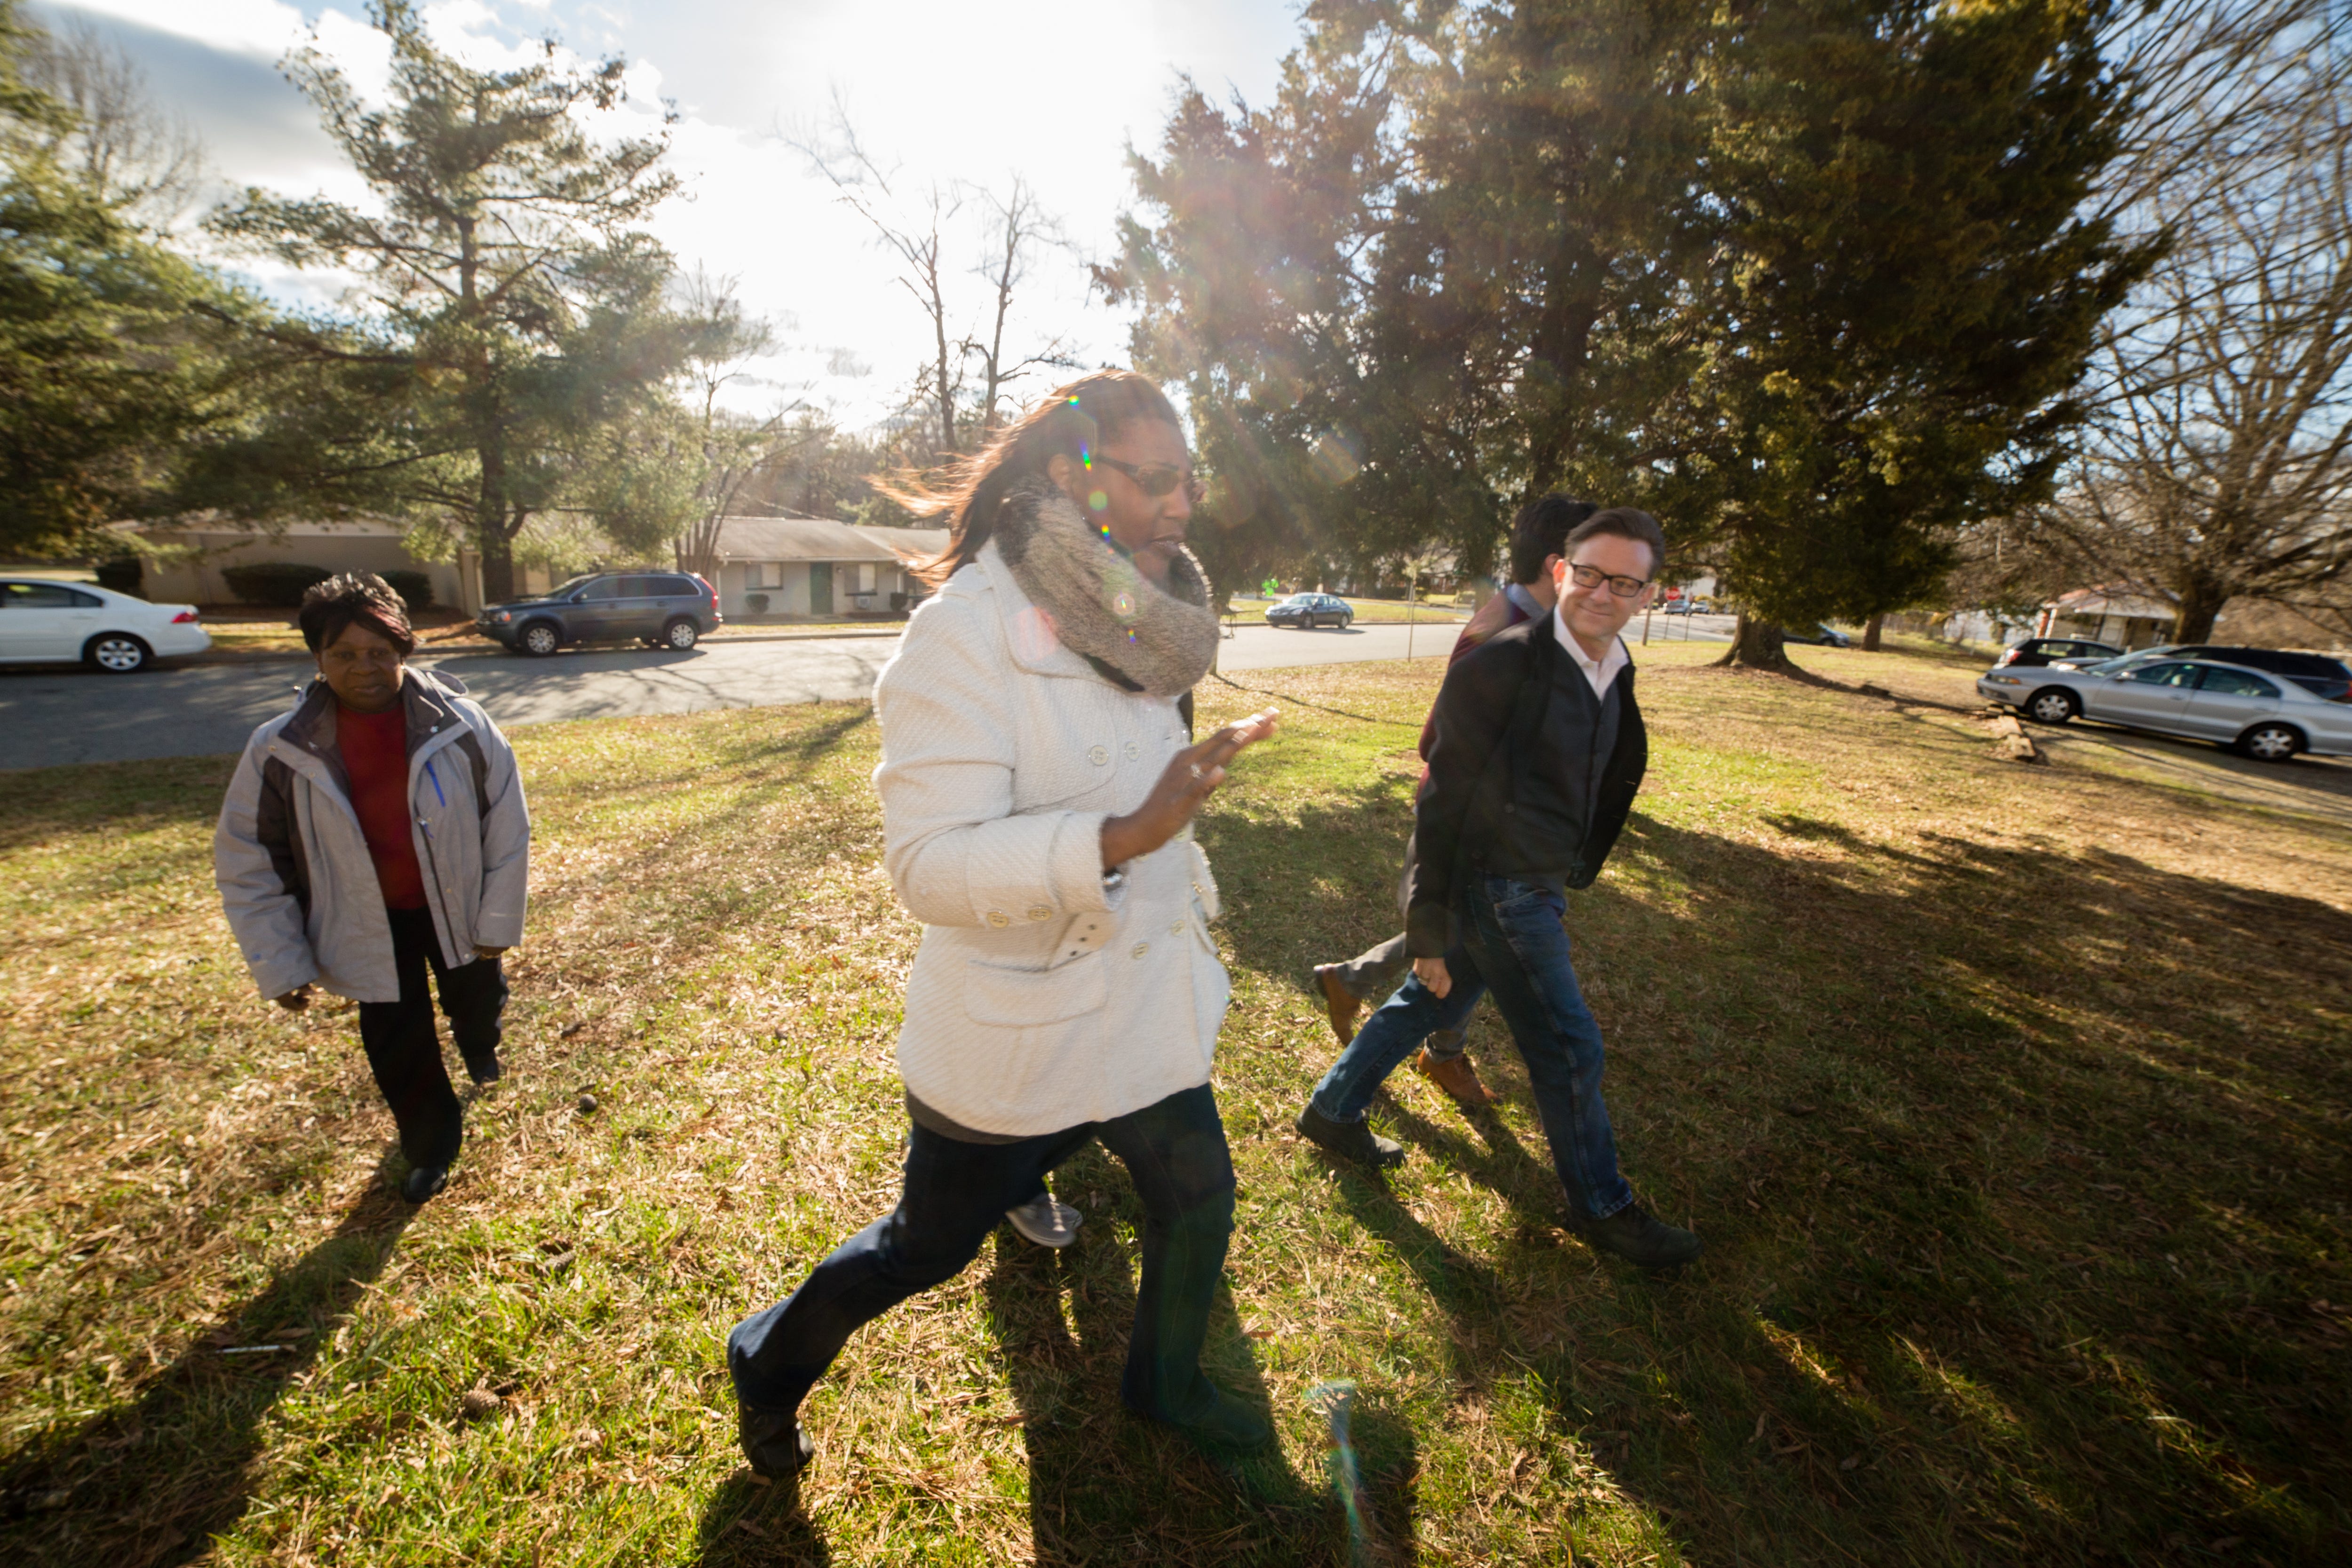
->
[[880, 370, 1181, 587]]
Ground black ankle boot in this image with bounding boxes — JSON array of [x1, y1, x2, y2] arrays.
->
[[401, 1164, 448, 1204], [1132, 1384, 1274, 1454], [1573, 1202, 1702, 1269], [1295, 1102, 1406, 1169], [738, 1403, 814, 1479]]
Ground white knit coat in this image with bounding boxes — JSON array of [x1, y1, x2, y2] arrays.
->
[[874, 542, 1230, 1136]]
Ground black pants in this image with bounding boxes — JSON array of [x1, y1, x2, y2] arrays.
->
[[727, 1083, 1236, 1423], [358, 905, 507, 1170]]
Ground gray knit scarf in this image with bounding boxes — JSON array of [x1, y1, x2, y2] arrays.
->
[[992, 479, 1219, 700]]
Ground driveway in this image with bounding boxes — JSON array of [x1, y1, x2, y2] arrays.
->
[[6, 619, 1708, 770]]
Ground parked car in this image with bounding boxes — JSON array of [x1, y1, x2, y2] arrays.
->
[[1783, 623, 1853, 648], [1995, 636, 2122, 669], [477, 572, 721, 656], [2053, 643, 2352, 702], [1663, 597, 1711, 615], [1978, 656, 2352, 762], [0, 578, 209, 672], [1265, 593, 1354, 629]]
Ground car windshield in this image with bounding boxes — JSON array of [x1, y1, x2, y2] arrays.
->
[[1282, 595, 1314, 605], [545, 574, 599, 599]]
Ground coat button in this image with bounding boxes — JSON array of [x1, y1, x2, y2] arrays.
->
[[1123, 741, 1141, 760], [1026, 905, 1053, 922], [1088, 745, 1109, 765], [1169, 920, 1185, 935], [986, 910, 1011, 928], [1131, 942, 1149, 958]]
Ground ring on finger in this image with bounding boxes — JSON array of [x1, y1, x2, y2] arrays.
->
[[1188, 764, 1205, 780]]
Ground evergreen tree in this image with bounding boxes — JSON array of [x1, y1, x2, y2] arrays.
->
[[200, 1, 738, 600], [1695, 0, 2151, 667], [0, 0, 244, 556]]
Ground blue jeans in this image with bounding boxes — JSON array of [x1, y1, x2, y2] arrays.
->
[[728, 1084, 1235, 1422], [1308, 875, 1636, 1221]]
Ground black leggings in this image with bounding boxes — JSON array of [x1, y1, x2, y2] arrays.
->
[[357, 905, 506, 1169]]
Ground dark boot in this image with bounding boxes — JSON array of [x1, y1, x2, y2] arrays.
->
[[1133, 1384, 1273, 1454], [1574, 1203, 1702, 1269], [1295, 1103, 1405, 1169], [738, 1403, 814, 1479], [463, 1048, 502, 1086], [401, 1164, 448, 1204]]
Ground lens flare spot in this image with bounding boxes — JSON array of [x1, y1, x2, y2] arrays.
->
[[1088, 490, 1110, 512], [1111, 590, 1137, 620]]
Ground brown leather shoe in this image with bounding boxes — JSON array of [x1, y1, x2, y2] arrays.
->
[[1313, 965, 1363, 1047], [1412, 1047, 1496, 1105]]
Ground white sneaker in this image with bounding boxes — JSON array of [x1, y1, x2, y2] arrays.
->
[[1005, 1194, 1083, 1248]]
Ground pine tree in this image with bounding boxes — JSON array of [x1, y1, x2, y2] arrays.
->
[[200, 1, 738, 601]]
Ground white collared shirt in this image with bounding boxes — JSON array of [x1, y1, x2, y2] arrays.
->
[[1553, 600, 1631, 699]]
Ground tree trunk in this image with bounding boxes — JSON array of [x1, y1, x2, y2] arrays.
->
[[1715, 610, 1793, 671], [1862, 612, 1884, 652], [480, 529, 517, 605], [2171, 578, 2228, 643]]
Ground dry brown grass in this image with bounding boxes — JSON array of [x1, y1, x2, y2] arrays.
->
[[2, 636, 2347, 1565]]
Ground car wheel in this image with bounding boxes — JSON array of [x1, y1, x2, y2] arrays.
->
[[664, 618, 699, 650], [2025, 689, 2078, 724], [2238, 722, 2303, 763], [85, 633, 151, 673], [519, 621, 561, 657]]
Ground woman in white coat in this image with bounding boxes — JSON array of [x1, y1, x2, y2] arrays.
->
[[725, 371, 1279, 1476]]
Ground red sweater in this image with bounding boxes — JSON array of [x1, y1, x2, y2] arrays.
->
[[337, 703, 428, 909]]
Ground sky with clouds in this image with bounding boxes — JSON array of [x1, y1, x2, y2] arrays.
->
[[35, 0, 1303, 428]]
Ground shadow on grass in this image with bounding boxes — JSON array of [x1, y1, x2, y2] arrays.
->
[[0, 1155, 418, 1568], [690, 1472, 830, 1567], [1208, 780, 2352, 1561], [980, 1146, 1353, 1565]]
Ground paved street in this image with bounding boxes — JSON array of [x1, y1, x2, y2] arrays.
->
[[0, 616, 1735, 770]]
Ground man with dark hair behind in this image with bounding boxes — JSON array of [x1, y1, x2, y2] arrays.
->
[[1309, 494, 1597, 1109], [1296, 508, 1704, 1271], [215, 571, 531, 1203]]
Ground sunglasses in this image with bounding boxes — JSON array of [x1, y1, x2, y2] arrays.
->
[[1094, 455, 1206, 505]]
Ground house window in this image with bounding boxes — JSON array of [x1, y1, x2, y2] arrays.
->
[[856, 563, 876, 595]]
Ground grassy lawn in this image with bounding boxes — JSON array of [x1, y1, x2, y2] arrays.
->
[[2, 639, 2347, 1565]]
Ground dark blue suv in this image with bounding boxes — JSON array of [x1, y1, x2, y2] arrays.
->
[[478, 572, 722, 656]]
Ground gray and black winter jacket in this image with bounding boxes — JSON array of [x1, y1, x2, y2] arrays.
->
[[214, 669, 530, 1003]]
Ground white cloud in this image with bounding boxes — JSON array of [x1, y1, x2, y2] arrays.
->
[[56, 0, 1303, 428]]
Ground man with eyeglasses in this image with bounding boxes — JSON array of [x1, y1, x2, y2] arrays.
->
[[1295, 507, 1703, 1270], [1310, 494, 1598, 1108]]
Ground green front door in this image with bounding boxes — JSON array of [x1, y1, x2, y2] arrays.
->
[[809, 561, 834, 616]]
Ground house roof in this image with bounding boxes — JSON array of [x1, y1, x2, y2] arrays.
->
[[710, 515, 901, 564], [2047, 584, 2177, 620], [852, 525, 952, 565]]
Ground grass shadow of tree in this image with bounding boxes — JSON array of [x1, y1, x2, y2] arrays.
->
[[0, 1154, 418, 1568], [1210, 777, 2352, 1561]]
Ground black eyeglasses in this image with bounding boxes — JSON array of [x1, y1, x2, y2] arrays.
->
[[1094, 455, 1206, 504], [1566, 562, 1652, 598]]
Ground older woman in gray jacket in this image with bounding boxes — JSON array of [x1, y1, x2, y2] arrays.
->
[[215, 573, 529, 1204], [725, 371, 1278, 1477]]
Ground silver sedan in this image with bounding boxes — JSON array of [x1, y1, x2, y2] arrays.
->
[[1978, 657, 2352, 763]]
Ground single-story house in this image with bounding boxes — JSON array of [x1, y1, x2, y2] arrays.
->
[[707, 516, 915, 618], [2037, 586, 2187, 649], [123, 519, 485, 613], [853, 525, 953, 579]]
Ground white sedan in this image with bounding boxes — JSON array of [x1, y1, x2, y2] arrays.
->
[[1979, 656, 2352, 763], [0, 578, 211, 672]]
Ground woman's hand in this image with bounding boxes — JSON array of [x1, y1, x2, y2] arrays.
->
[[1100, 708, 1280, 869], [473, 945, 508, 961]]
